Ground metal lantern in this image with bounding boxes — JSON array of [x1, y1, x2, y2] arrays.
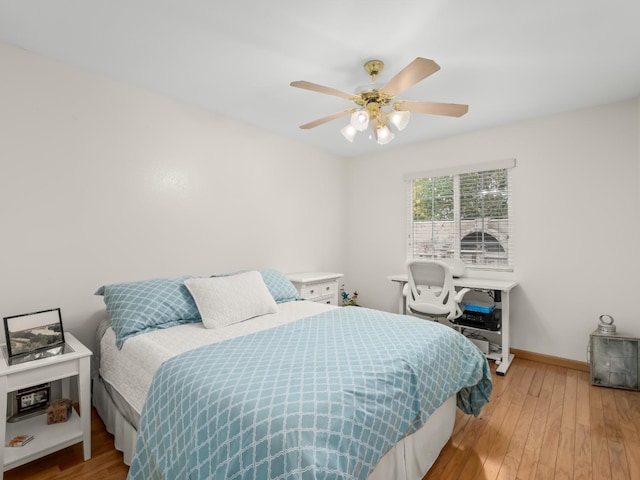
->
[[589, 315, 639, 391]]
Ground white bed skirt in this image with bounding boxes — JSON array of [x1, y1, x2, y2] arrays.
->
[[93, 378, 455, 479], [93, 378, 138, 466]]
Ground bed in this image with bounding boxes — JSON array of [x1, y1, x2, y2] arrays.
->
[[92, 270, 492, 480]]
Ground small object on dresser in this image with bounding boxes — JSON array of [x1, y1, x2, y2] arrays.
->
[[341, 285, 359, 306], [47, 398, 73, 424], [7, 434, 34, 447]]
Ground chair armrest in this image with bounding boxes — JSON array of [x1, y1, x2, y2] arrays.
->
[[454, 287, 472, 304]]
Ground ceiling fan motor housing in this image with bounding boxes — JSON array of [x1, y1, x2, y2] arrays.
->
[[364, 59, 384, 80]]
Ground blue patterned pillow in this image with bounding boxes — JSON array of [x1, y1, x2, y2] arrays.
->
[[212, 269, 301, 304], [95, 276, 202, 349], [259, 269, 301, 303]]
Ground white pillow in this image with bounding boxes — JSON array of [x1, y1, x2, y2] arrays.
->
[[184, 271, 278, 329]]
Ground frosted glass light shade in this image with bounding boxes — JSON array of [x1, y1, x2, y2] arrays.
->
[[350, 109, 369, 131], [340, 124, 357, 142], [389, 110, 411, 131], [375, 124, 394, 145]]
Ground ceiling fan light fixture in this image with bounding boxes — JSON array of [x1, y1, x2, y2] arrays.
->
[[340, 124, 357, 143], [291, 56, 468, 148], [389, 110, 411, 131], [375, 123, 394, 145], [350, 109, 369, 131]]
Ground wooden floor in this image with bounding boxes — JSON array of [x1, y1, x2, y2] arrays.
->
[[4, 408, 128, 480], [424, 358, 640, 480], [4, 358, 639, 480]]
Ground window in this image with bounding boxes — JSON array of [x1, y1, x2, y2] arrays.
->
[[405, 159, 514, 271]]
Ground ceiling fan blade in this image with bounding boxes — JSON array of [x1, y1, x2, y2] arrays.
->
[[290, 81, 355, 100], [396, 101, 469, 117], [382, 58, 441, 97], [299, 109, 353, 129]]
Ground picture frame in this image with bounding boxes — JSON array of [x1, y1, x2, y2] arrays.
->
[[16, 383, 51, 414], [3, 308, 65, 363]]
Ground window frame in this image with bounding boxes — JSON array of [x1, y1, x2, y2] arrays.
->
[[405, 159, 515, 272]]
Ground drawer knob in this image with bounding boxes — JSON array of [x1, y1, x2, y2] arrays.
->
[[309, 289, 314, 294]]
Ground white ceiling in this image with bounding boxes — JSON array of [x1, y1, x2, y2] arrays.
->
[[1, 1, 639, 158]]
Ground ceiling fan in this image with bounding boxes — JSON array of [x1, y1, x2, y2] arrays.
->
[[290, 57, 468, 145]]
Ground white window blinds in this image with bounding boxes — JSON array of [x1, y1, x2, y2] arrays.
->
[[405, 159, 515, 271]]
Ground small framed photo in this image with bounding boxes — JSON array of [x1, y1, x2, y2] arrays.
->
[[3, 308, 65, 362], [16, 383, 51, 414]]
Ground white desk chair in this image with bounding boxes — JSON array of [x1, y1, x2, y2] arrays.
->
[[406, 260, 471, 321]]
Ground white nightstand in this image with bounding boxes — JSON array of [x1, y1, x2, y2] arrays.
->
[[287, 272, 344, 306], [0, 333, 92, 476]]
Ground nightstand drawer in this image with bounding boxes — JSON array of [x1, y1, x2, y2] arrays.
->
[[314, 293, 338, 306], [300, 281, 338, 300]]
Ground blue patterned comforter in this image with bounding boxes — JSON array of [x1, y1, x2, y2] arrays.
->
[[127, 307, 492, 480]]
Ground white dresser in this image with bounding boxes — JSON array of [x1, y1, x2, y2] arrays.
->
[[287, 272, 344, 306]]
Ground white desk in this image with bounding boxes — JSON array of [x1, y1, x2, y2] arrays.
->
[[388, 274, 518, 375]]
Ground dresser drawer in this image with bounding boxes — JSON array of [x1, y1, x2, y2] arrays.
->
[[300, 281, 338, 300]]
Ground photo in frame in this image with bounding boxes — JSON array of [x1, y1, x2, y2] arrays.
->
[[16, 383, 51, 414], [3, 308, 65, 364]]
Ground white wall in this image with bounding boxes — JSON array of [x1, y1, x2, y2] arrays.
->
[[2, 42, 638, 365], [638, 98, 640, 197], [345, 98, 640, 362], [0, 44, 347, 353]]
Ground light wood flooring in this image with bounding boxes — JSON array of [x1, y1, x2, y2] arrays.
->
[[4, 358, 639, 479], [425, 358, 640, 480], [4, 408, 128, 480]]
